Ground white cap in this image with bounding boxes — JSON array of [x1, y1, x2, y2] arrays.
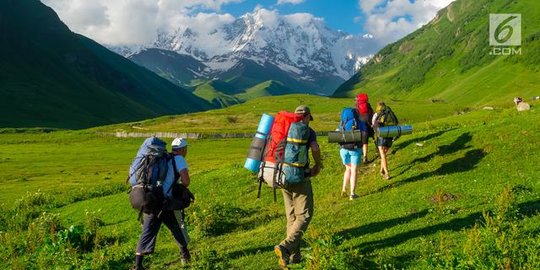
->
[[171, 138, 188, 150]]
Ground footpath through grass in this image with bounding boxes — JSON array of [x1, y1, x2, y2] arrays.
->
[[0, 103, 539, 269]]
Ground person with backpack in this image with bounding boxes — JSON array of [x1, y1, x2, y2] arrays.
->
[[356, 93, 375, 163], [274, 105, 321, 268], [132, 138, 192, 270], [338, 107, 366, 200], [372, 102, 399, 180]]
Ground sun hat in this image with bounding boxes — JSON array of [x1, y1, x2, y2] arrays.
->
[[294, 105, 314, 120]]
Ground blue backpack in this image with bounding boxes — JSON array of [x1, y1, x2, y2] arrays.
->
[[282, 122, 310, 185], [339, 108, 365, 150], [128, 137, 170, 214]]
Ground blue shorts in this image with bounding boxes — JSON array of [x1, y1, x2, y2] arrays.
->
[[340, 148, 363, 165]]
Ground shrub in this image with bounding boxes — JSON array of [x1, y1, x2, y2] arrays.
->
[[190, 245, 232, 270], [9, 190, 53, 231], [188, 203, 249, 238], [305, 229, 365, 270], [425, 187, 540, 269]]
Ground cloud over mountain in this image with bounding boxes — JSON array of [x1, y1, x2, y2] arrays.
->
[[359, 0, 456, 45], [41, 0, 242, 45]]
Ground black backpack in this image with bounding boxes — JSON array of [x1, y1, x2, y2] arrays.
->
[[376, 106, 399, 127], [163, 157, 195, 211], [128, 137, 169, 215]]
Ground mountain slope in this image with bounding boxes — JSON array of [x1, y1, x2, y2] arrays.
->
[[192, 80, 296, 107], [333, 0, 540, 107], [0, 0, 212, 129], [128, 48, 208, 88]]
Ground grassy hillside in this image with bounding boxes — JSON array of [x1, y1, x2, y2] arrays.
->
[[192, 80, 298, 108], [0, 100, 538, 269], [193, 81, 242, 108], [333, 0, 540, 107], [0, 0, 212, 129]]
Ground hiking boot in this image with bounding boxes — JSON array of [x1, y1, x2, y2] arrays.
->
[[274, 245, 290, 268], [349, 194, 359, 200], [289, 253, 302, 264], [362, 156, 368, 164], [181, 247, 191, 265]]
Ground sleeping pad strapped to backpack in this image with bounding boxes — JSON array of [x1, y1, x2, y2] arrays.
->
[[338, 108, 364, 150]]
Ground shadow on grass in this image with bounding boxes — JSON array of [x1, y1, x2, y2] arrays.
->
[[394, 132, 472, 177], [373, 148, 486, 194], [353, 200, 540, 254], [338, 209, 429, 240], [394, 128, 456, 151], [227, 245, 274, 259]]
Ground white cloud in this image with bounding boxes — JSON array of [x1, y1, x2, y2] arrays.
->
[[358, 0, 455, 45], [41, 0, 242, 45], [284, 12, 320, 27], [277, 0, 305, 5]]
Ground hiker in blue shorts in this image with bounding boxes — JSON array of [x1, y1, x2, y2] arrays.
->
[[338, 108, 366, 200]]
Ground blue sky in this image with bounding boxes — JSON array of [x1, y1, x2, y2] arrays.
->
[[219, 0, 366, 34], [42, 0, 455, 46]]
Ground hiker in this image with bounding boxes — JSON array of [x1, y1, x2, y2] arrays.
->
[[133, 138, 191, 270], [356, 93, 375, 163], [275, 105, 322, 268], [338, 107, 366, 200], [372, 102, 398, 180]]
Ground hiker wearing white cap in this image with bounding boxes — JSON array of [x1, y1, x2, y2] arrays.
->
[[133, 138, 192, 270]]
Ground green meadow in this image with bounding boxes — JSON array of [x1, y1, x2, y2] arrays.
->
[[1, 98, 539, 269], [91, 94, 465, 134]]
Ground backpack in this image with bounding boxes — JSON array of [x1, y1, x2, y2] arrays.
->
[[163, 157, 195, 211], [356, 93, 374, 125], [264, 112, 303, 164], [339, 108, 364, 150], [128, 137, 170, 214], [282, 122, 310, 184], [259, 112, 306, 198], [376, 105, 399, 127]]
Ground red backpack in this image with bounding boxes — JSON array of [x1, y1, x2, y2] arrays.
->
[[356, 93, 374, 124], [264, 111, 303, 163]]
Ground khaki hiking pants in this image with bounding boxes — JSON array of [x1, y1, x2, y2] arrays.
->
[[280, 179, 314, 259]]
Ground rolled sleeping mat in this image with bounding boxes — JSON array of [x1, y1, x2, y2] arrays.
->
[[328, 130, 363, 143], [377, 125, 413, 138], [244, 113, 275, 173]]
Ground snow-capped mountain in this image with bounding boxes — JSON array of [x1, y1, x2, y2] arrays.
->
[[110, 9, 377, 95]]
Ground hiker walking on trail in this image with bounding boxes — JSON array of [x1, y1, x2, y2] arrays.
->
[[275, 105, 322, 268], [338, 107, 366, 200], [372, 102, 399, 180], [133, 138, 192, 270], [356, 93, 375, 163]]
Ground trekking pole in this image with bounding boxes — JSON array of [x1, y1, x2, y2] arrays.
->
[[257, 177, 263, 199]]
